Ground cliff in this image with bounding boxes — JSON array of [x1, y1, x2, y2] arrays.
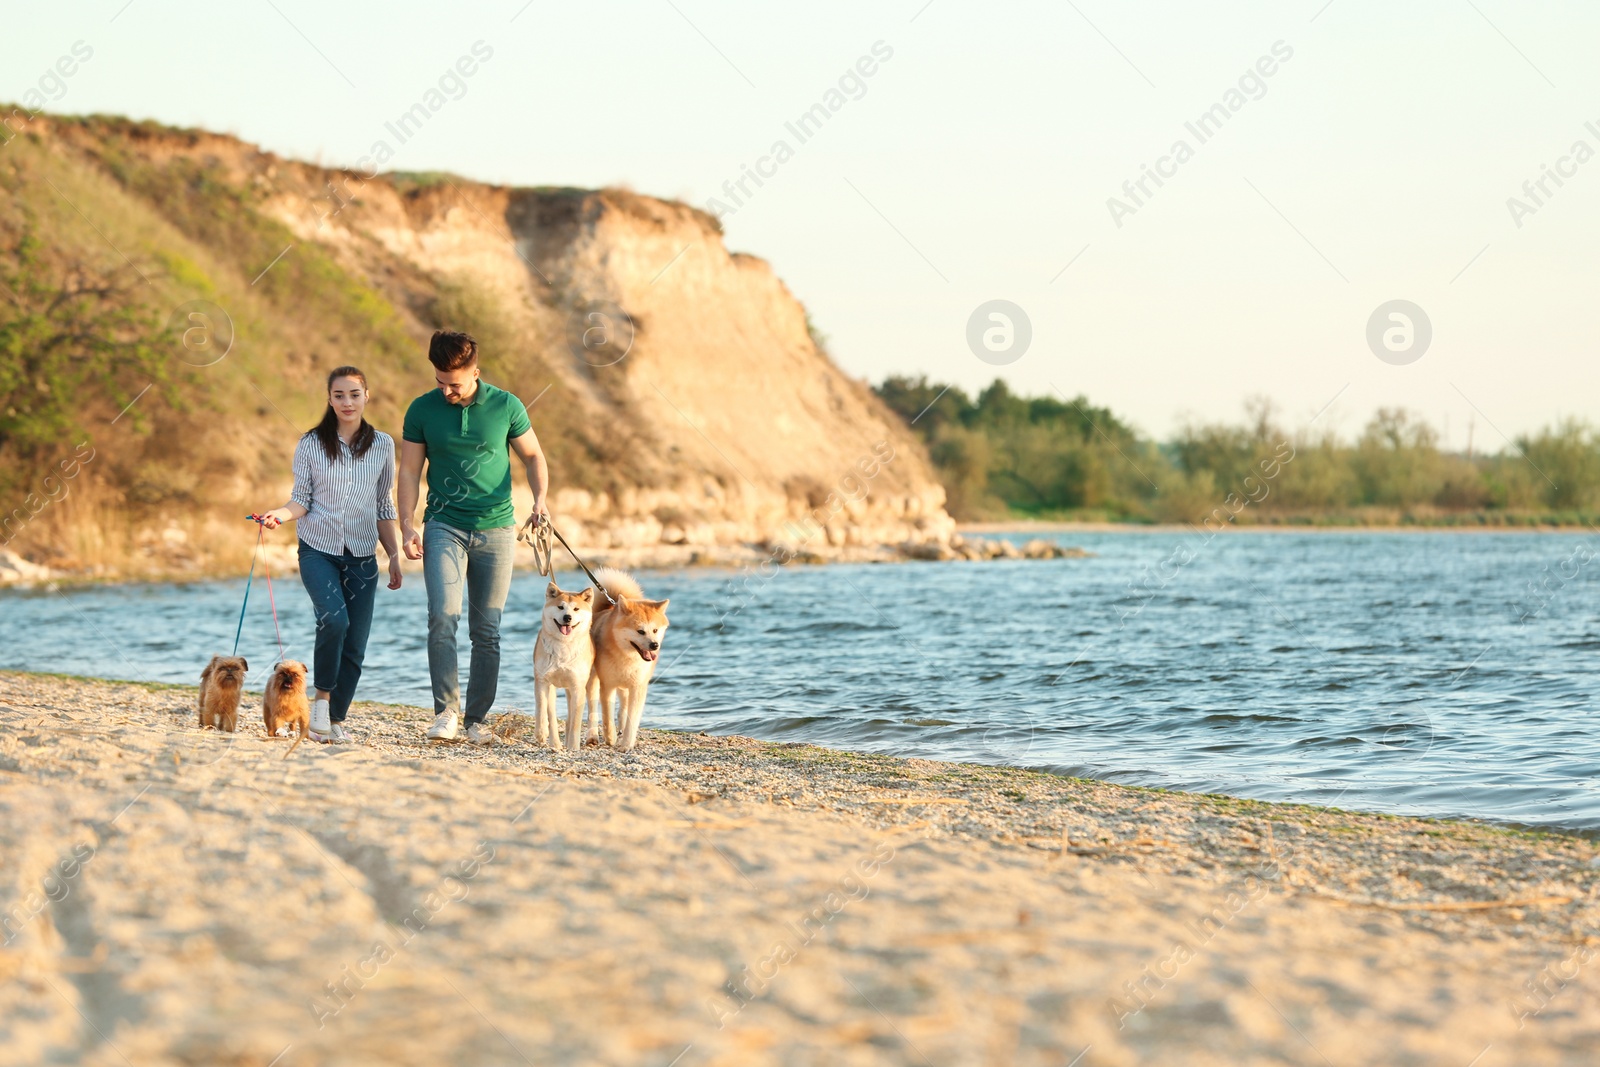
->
[[0, 114, 952, 579]]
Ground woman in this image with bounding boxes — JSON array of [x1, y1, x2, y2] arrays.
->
[[258, 366, 402, 743]]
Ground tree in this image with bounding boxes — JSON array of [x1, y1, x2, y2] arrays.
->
[[875, 375, 969, 439], [0, 232, 170, 475], [1353, 409, 1444, 506], [1517, 420, 1600, 510]]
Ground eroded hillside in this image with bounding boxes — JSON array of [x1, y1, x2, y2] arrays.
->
[[0, 114, 951, 578]]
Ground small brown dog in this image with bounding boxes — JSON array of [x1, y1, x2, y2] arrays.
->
[[262, 661, 311, 754], [198, 655, 249, 732]]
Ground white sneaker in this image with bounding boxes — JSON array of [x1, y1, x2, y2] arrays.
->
[[310, 698, 332, 740], [464, 721, 493, 746], [329, 723, 353, 744], [426, 710, 459, 741]]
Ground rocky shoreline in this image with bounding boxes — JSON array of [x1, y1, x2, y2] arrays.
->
[[3, 670, 1598, 1065], [0, 535, 1089, 587]]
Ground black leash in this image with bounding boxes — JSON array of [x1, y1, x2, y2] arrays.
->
[[518, 514, 617, 606]]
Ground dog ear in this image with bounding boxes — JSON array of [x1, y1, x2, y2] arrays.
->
[[577, 589, 593, 602], [651, 598, 670, 612], [546, 581, 560, 598], [240, 658, 248, 672], [200, 660, 214, 682]]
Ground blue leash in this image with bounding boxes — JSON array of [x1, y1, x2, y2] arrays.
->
[[232, 521, 264, 656]]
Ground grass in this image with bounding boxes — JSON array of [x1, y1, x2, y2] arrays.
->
[[490, 712, 536, 744], [386, 170, 470, 190], [975, 506, 1600, 529], [1, 668, 192, 693]]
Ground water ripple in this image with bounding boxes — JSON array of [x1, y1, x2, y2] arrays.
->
[[4, 530, 1600, 830]]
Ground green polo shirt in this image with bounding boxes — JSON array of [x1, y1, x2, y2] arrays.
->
[[402, 380, 531, 531]]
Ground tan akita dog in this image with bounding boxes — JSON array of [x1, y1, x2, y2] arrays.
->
[[586, 566, 670, 752], [533, 581, 595, 750]]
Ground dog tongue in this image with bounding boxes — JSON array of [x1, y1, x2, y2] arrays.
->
[[559, 624, 572, 636], [642, 649, 658, 662]]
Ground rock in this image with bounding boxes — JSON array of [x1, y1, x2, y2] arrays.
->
[[1018, 540, 1092, 559], [900, 541, 956, 562], [0, 549, 53, 584], [895, 537, 1092, 563]]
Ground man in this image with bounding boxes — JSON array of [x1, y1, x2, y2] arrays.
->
[[399, 330, 549, 744]]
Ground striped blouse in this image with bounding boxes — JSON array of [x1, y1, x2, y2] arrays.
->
[[290, 431, 399, 557]]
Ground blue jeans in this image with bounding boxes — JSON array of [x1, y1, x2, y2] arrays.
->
[[423, 522, 515, 724], [297, 542, 378, 723]]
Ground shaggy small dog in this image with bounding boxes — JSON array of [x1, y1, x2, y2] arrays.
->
[[197, 655, 248, 732], [262, 661, 311, 754]]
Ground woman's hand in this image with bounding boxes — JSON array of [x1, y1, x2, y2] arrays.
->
[[387, 554, 403, 590], [258, 507, 294, 530]]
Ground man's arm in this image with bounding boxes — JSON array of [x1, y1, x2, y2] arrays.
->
[[509, 428, 549, 522], [398, 439, 426, 560]]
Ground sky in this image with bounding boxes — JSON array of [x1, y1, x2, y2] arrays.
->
[[7, 0, 1600, 447]]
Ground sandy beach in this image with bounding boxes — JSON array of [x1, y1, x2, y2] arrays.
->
[[2, 670, 1598, 1066]]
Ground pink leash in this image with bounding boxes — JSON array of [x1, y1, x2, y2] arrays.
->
[[245, 515, 287, 661]]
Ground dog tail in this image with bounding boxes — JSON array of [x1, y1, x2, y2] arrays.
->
[[591, 566, 643, 605], [284, 718, 308, 759]]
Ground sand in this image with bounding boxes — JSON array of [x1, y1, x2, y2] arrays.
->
[[2, 670, 1598, 1066]]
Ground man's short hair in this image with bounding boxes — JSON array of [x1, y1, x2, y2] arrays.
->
[[429, 330, 478, 371]]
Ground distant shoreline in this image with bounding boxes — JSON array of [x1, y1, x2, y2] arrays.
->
[[960, 519, 1600, 535], [2, 522, 1592, 589]]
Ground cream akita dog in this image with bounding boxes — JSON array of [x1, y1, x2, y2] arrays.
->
[[533, 581, 595, 750]]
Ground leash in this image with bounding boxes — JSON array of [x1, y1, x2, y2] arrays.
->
[[231, 524, 261, 656], [242, 514, 286, 660], [521, 512, 556, 576], [518, 513, 616, 606]]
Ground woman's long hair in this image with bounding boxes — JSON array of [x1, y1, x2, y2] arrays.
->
[[308, 366, 377, 463]]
